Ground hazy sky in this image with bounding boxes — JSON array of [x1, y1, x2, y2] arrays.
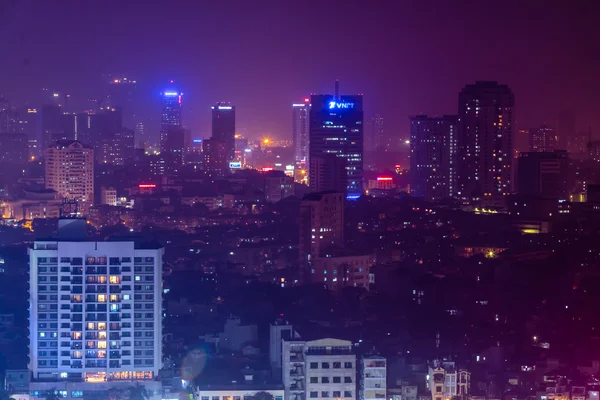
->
[[1, 0, 599, 142]]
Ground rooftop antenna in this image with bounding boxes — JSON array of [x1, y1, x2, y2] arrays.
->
[[335, 79, 339, 101]]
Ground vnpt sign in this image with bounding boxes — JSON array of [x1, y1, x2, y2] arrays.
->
[[328, 101, 355, 110]]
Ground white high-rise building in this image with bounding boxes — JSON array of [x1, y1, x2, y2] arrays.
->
[[45, 140, 94, 215], [282, 338, 356, 400], [28, 219, 164, 400]]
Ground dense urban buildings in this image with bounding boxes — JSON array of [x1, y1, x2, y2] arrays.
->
[[456, 81, 515, 206], [44, 140, 94, 215], [292, 99, 310, 164], [211, 102, 236, 163], [27, 219, 164, 399], [309, 82, 364, 198], [2, 5, 600, 400], [409, 115, 457, 201]]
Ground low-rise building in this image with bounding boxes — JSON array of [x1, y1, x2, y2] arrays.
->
[[360, 356, 386, 400], [427, 360, 470, 400]]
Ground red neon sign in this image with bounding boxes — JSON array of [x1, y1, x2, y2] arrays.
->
[[377, 177, 393, 181], [261, 167, 273, 172], [138, 184, 156, 188]]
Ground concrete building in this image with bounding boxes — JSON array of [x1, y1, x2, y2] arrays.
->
[[101, 187, 118, 206], [293, 100, 310, 164], [517, 151, 568, 199], [360, 356, 386, 400], [456, 81, 514, 206], [264, 171, 294, 203], [282, 338, 356, 400], [529, 124, 558, 152], [196, 387, 285, 400], [28, 218, 164, 399], [45, 140, 94, 215], [299, 192, 344, 280], [427, 360, 470, 400], [409, 115, 457, 201], [310, 254, 374, 290]]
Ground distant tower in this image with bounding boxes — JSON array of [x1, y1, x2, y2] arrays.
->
[[309, 81, 364, 198], [159, 85, 182, 152], [292, 98, 310, 163], [211, 102, 236, 162], [456, 81, 514, 205]]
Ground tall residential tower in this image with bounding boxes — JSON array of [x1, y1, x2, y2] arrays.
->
[[456, 81, 514, 205], [409, 115, 457, 201]]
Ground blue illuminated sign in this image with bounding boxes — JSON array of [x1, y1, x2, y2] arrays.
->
[[229, 162, 242, 169], [164, 92, 179, 96], [193, 139, 202, 143], [328, 101, 355, 110]]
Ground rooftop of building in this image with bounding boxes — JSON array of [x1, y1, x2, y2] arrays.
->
[[302, 191, 343, 202]]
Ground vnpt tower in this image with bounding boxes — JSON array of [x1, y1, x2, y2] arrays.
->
[[309, 81, 364, 198]]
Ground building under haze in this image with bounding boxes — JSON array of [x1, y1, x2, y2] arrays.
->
[[108, 77, 138, 129], [369, 114, 385, 151], [309, 154, 347, 194], [456, 81, 514, 206], [211, 102, 236, 163], [299, 191, 344, 282], [28, 219, 164, 399], [45, 141, 94, 215], [292, 99, 310, 164], [517, 150, 568, 199], [203, 138, 228, 178], [409, 115, 457, 201], [159, 89, 182, 153], [529, 124, 558, 152], [309, 82, 364, 198]]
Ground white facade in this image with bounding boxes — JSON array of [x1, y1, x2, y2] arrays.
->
[[28, 233, 163, 399], [101, 187, 118, 206], [360, 356, 386, 400], [428, 361, 470, 400], [282, 338, 356, 400], [45, 141, 94, 214]]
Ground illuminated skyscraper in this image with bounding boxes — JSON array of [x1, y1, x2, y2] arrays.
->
[[409, 115, 457, 201], [159, 88, 182, 152], [309, 81, 364, 198], [456, 81, 514, 205], [292, 99, 310, 163], [211, 102, 235, 162]]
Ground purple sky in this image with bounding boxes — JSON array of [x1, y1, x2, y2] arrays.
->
[[0, 0, 599, 142]]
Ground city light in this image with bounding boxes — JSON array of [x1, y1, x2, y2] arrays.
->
[[377, 177, 393, 181], [263, 138, 270, 145], [138, 184, 156, 188], [163, 92, 179, 96]]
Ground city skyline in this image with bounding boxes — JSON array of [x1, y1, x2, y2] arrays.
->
[[0, 1, 599, 141]]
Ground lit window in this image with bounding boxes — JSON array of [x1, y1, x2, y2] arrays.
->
[[109, 276, 120, 284], [97, 295, 106, 302], [87, 322, 95, 330], [98, 341, 107, 349], [73, 332, 82, 340], [98, 323, 106, 331], [97, 276, 107, 283], [110, 294, 119, 302]]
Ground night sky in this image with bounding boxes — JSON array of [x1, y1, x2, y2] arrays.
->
[[1, 0, 599, 143]]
